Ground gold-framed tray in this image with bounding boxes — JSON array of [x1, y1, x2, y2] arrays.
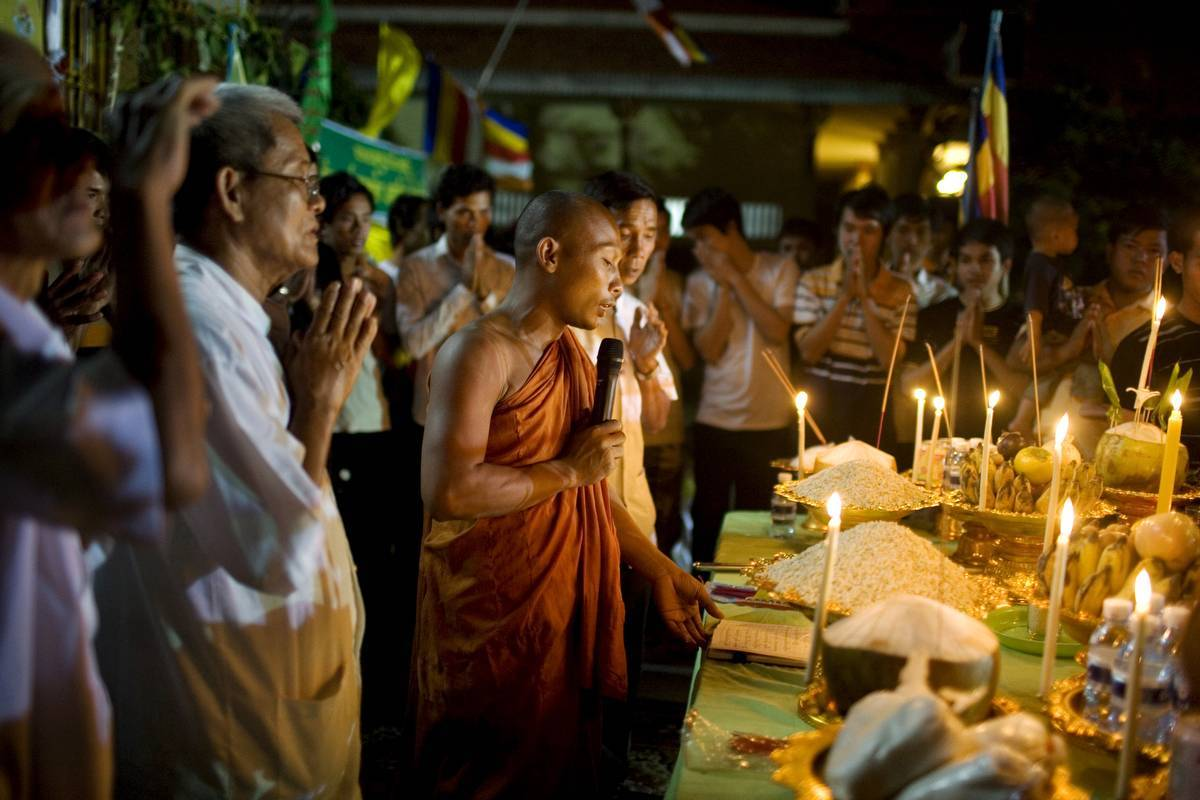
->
[[796, 677, 1020, 729], [940, 490, 1116, 538], [1103, 484, 1200, 519], [770, 724, 1090, 800], [774, 483, 939, 529], [1046, 673, 1170, 764], [743, 552, 1011, 621]]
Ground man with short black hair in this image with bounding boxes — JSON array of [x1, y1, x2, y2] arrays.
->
[[888, 193, 955, 308], [682, 187, 799, 563], [778, 217, 822, 272], [396, 163, 515, 426], [381, 194, 431, 282], [793, 184, 916, 447]]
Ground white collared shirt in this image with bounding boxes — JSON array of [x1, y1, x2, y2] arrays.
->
[[395, 234, 515, 425], [0, 282, 162, 800]]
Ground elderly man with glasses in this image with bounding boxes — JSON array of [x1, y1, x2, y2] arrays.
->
[[95, 84, 376, 798]]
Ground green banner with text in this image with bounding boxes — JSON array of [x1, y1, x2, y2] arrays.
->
[[316, 119, 428, 212]]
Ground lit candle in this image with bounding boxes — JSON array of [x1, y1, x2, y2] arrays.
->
[[1137, 297, 1167, 394], [925, 396, 945, 490], [805, 492, 841, 685], [1156, 390, 1183, 514], [1041, 413, 1070, 554], [1116, 569, 1153, 799], [1040, 498, 1074, 697], [978, 390, 1001, 510], [795, 391, 808, 476], [912, 388, 926, 484]]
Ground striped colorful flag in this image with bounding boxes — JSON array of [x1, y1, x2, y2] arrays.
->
[[423, 60, 474, 164], [965, 11, 1009, 223], [633, 0, 709, 67], [482, 108, 533, 191]]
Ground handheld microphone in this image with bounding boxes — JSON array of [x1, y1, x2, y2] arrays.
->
[[590, 338, 624, 425]]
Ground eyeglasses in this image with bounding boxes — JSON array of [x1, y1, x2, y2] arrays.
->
[[249, 170, 322, 204]]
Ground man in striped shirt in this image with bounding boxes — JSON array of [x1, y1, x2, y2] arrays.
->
[[793, 185, 916, 450]]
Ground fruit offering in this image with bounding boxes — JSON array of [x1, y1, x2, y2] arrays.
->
[[1037, 512, 1200, 618], [959, 433, 1102, 515]]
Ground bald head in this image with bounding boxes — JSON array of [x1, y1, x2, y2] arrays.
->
[[514, 190, 614, 269]]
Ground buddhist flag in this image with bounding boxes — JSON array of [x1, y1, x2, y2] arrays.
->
[[633, 0, 709, 67], [360, 25, 422, 139], [965, 11, 1009, 223], [299, 0, 335, 145], [423, 59, 473, 164], [482, 108, 533, 191]]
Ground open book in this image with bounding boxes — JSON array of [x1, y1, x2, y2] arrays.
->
[[707, 620, 811, 668]]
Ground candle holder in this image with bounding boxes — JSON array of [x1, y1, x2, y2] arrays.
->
[[1103, 484, 1200, 520]]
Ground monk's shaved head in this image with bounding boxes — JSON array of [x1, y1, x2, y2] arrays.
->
[[514, 190, 614, 269]]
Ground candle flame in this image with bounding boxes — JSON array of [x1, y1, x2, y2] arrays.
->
[[826, 491, 842, 522], [1059, 497, 1074, 545], [795, 391, 808, 411], [933, 395, 945, 411], [1155, 296, 1167, 321], [1134, 569, 1152, 614], [1173, 390, 1183, 410], [914, 387, 926, 401], [987, 390, 1001, 409], [1054, 413, 1069, 448]]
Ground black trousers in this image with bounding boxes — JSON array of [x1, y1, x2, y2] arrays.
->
[[690, 423, 791, 563]]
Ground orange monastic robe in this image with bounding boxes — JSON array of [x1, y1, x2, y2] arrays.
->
[[413, 329, 627, 799]]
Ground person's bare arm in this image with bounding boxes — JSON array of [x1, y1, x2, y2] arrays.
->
[[609, 492, 722, 647], [727, 270, 791, 345], [660, 300, 696, 370], [286, 280, 378, 483], [637, 375, 671, 435], [107, 75, 221, 507], [422, 327, 625, 520], [629, 304, 671, 434], [693, 286, 734, 364]]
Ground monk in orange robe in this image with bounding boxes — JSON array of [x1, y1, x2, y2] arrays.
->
[[414, 191, 720, 798]]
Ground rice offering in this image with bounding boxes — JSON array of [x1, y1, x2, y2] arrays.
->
[[762, 521, 978, 614], [787, 459, 932, 511]]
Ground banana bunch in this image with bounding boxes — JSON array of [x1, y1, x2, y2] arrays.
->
[[1033, 461, 1103, 515], [961, 443, 1103, 516]]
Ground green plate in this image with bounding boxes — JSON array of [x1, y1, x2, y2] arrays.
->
[[987, 606, 1083, 659]]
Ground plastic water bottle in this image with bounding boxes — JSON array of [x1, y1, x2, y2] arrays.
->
[[1110, 613, 1169, 743], [770, 473, 796, 538], [1151, 605, 1192, 744], [1084, 597, 1132, 726]]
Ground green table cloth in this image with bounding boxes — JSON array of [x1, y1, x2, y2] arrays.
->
[[665, 511, 1125, 799]]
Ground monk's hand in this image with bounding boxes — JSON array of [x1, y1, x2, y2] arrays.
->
[[561, 420, 624, 486], [652, 567, 723, 648], [286, 278, 377, 417], [628, 305, 667, 375]]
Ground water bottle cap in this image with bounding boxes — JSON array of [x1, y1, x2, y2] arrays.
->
[[1103, 597, 1133, 620], [1164, 605, 1191, 629]]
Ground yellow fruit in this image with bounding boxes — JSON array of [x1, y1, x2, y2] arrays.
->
[[1013, 446, 1054, 485]]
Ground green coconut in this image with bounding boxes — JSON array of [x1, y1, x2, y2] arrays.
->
[[1095, 422, 1188, 493], [822, 595, 999, 723]]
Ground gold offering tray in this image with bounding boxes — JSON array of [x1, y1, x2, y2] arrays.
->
[[941, 491, 1117, 539], [743, 552, 1011, 621], [1046, 673, 1170, 765], [795, 677, 1020, 729], [770, 724, 1090, 800], [774, 481, 939, 529], [1103, 484, 1200, 519]]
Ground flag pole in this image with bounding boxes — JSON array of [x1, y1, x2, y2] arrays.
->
[[477, 0, 530, 95]]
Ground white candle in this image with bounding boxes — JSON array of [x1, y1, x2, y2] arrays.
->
[[925, 396, 944, 490], [912, 388, 926, 483], [1156, 390, 1183, 514], [795, 391, 808, 476], [978, 390, 1000, 510], [1040, 498, 1074, 697], [1137, 297, 1167, 394], [1116, 569, 1153, 799], [1041, 413, 1070, 553], [805, 491, 841, 685]]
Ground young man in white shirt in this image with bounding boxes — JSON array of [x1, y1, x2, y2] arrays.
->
[[95, 85, 376, 798], [682, 187, 799, 563]]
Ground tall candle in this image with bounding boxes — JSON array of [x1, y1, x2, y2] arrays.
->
[[1040, 498, 1074, 697], [805, 492, 841, 685], [978, 390, 1001, 510], [925, 396, 944, 490], [1156, 390, 1183, 514], [1041, 413, 1070, 554], [912, 388, 926, 484], [1137, 297, 1167, 394], [1116, 570, 1153, 799], [795, 391, 808, 476]]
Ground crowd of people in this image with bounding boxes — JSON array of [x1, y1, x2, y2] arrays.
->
[[4, 25, 1200, 798]]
